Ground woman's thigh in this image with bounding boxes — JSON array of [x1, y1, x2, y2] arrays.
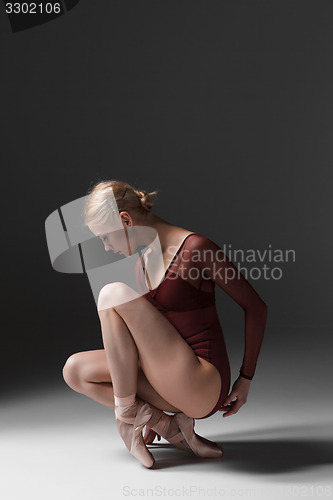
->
[[100, 290, 222, 418]]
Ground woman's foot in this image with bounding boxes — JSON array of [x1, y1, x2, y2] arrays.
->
[[145, 406, 223, 458], [174, 412, 223, 457], [115, 396, 155, 468]]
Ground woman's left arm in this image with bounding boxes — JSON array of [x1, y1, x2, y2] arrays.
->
[[196, 236, 268, 415]]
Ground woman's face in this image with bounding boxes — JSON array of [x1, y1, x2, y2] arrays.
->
[[88, 221, 129, 255]]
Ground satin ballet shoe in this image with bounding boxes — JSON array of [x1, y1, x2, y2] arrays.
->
[[173, 412, 223, 458], [115, 399, 155, 468], [142, 405, 193, 454], [145, 405, 223, 458], [194, 433, 223, 451]]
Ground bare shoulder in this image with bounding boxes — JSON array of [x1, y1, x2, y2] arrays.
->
[[167, 226, 196, 244], [160, 226, 195, 259]]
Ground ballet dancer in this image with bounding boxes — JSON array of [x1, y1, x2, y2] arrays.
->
[[62, 180, 268, 468]]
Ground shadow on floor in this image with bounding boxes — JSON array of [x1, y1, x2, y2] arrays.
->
[[216, 438, 333, 476], [145, 424, 333, 476]]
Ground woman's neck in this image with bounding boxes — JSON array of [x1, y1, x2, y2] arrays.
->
[[139, 213, 175, 253]]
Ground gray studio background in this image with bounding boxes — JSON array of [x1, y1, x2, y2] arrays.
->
[[1, 2, 332, 498], [1, 0, 332, 391]]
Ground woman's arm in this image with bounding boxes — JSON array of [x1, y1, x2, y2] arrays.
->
[[194, 235, 268, 381], [239, 299, 268, 380]]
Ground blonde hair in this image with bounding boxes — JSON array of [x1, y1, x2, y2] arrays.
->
[[84, 179, 158, 226]]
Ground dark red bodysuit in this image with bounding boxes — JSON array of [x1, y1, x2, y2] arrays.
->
[[135, 233, 266, 419]]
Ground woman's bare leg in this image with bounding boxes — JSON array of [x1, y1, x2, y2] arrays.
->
[[63, 301, 221, 418], [63, 349, 181, 412], [63, 286, 223, 455], [100, 301, 195, 462], [63, 349, 222, 452], [97, 285, 222, 419], [64, 285, 221, 418], [99, 300, 138, 398]]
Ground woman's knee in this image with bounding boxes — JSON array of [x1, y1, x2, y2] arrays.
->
[[97, 282, 140, 313], [62, 352, 85, 390]]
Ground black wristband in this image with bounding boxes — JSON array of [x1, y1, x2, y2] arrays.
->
[[239, 372, 253, 381]]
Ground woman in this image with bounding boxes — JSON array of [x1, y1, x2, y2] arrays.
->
[[62, 179, 268, 468]]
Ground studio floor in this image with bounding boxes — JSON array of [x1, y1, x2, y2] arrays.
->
[[1, 370, 332, 500]]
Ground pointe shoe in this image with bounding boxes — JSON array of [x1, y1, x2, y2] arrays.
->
[[173, 412, 223, 458], [115, 399, 155, 468], [145, 405, 223, 458]]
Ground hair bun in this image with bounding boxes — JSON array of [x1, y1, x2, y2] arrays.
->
[[135, 189, 158, 211], [135, 190, 145, 199]]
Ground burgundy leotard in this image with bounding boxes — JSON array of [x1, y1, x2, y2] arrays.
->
[[135, 233, 267, 419]]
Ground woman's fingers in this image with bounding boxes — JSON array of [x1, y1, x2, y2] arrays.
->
[[222, 392, 238, 406], [220, 399, 245, 417], [222, 403, 241, 417], [218, 403, 234, 411], [219, 376, 250, 416], [219, 399, 236, 409]]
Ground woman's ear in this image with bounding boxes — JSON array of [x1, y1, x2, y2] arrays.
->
[[120, 211, 132, 226]]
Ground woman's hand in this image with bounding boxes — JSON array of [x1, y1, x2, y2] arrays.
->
[[143, 427, 161, 445], [219, 376, 251, 417]]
